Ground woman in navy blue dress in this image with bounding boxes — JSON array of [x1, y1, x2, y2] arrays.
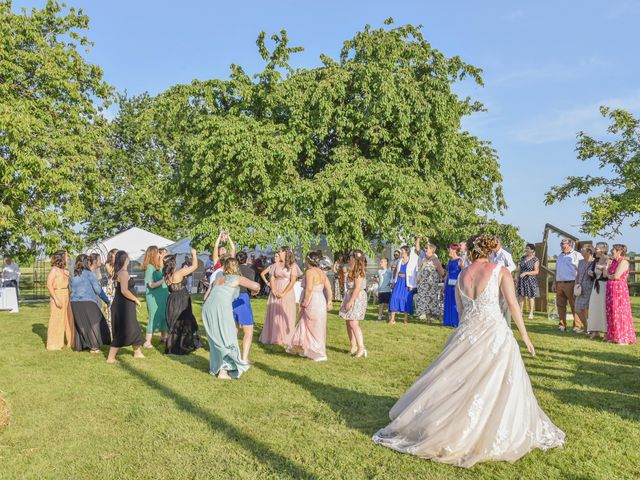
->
[[443, 243, 463, 327]]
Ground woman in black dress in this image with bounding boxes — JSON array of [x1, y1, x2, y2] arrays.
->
[[516, 243, 540, 320], [163, 248, 202, 355], [106, 251, 145, 363]]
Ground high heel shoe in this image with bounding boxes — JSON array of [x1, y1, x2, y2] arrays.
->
[[349, 347, 358, 356], [355, 348, 368, 358]]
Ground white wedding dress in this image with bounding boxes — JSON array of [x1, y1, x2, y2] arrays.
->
[[372, 265, 565, 468]]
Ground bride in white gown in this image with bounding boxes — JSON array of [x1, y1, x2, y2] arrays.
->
[[372, 235, 565, 468]]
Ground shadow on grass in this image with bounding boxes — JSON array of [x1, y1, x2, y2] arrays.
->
[[120, 362, 318, 479], [254, 361, 395, 435], [31, 323, 47, 346]]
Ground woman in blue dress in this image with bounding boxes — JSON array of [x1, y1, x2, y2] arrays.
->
[[389, 240, 420, 325], [443, 243, 464, 327], [202, 257, 260, 379]]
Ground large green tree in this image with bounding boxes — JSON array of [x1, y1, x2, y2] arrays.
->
[[545, 106, 640, 237], [150, 20, 515, 252], [86, 93, 184, 243], [0, 0, 112, 258]]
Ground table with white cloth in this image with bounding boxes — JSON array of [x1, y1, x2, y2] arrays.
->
[[0, 287, 19, 312]]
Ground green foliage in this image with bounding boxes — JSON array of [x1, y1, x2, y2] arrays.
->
[[147, 19, 515, 252], [0, 0, 112, 256], [546, 106, 640, 237], [86, 93, 185, 243]]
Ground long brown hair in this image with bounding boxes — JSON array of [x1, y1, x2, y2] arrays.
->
[[111, 251, 129, 284], [163, 254, 177, 284], [280, 246, 296, 271], [142, 245, 160, 270], [348, 249, 366, 280], [51, 250, 67, 269], [73, 254, 90, 276]]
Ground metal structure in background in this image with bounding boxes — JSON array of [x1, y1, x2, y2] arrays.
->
[[17, 257, 50, 301], [536, 224, 591, 316]]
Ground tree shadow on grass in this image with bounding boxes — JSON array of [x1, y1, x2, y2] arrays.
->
[[119, 362, 318, 480], [31, 323, 47, 346], [536, 385, 639, 422], [254, 361, 395, 435]]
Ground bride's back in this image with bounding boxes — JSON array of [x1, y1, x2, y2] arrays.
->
[[458, 261, 500, 301]]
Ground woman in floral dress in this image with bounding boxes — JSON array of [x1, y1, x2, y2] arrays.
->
[[414, 242, 444, 323]]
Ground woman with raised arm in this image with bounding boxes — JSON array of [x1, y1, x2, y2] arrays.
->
[[414, 239, 445, 324], [259, 247, 302, 346], [202, 257, 260, 379], [163, 248, 202, 355], [373, 234, 564, 467], [339, 250, 368, 357], [142, 245, 168, 348], [212, 229, 236, 275], [46, 250, 74, 350], [106, 251, 145, 363], [287, 251, 333, 361]]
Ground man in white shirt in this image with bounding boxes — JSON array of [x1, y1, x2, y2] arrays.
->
[[490, 238, 516, 273], [2, 256, 20, 296], [552, 238, 584, 332]]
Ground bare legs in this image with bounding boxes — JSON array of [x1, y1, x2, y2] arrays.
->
[[144, 330, 167, 348], [518, 296, 535, 320], [576, 308, 589, 335], [345, 320, 366, 357], [378, 302, 388, 320], [240, 325, 253, 362], [106, 345, 144, 363]]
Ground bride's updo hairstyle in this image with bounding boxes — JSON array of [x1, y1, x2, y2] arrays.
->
[[468, 234, 499, 261]]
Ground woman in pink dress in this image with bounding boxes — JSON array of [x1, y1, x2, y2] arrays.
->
[[259, 247, 302, 345], [605, 244, 636, 345], [286, 252, 334, 361]]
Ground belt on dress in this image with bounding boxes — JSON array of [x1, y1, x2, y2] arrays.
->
[[54, 287, 68, 290], [398, 274, 406, 278]]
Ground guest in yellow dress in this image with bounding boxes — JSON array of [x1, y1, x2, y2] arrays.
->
[[46, 250, 74, 350]]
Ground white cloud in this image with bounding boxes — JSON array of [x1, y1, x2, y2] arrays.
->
[[513, 92, 640, 144]]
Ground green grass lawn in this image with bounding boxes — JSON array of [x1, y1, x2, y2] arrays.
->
[[0, 297, 639, 479]]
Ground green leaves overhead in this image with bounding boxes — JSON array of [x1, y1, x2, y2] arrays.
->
[[546, 106, 640, 237], [0, 0, 112, 256], [149, 19, 510, 252]]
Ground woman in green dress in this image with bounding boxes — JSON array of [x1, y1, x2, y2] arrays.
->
[[142, 246, 168, 348], [202, 256, 260, 379]]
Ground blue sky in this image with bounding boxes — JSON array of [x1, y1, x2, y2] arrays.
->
[[15, 0, 640, 252]]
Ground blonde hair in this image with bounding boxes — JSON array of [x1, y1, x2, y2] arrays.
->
[[468, 234, 499, 261], [142, 245, 160, 270], [223, 257, 240, 275]]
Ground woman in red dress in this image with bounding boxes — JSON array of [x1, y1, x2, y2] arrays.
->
[[605, 244, 636, 345]]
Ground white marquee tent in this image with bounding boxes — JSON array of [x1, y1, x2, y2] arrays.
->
[[85, 227, 175, 263]]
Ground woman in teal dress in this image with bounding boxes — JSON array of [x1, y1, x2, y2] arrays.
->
[[142, 246, 168, 348], [202, 257, 260, 379]]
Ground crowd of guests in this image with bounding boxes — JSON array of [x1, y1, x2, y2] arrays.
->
[[38, 232, 638, 377], [550, 239, 636, 344]]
